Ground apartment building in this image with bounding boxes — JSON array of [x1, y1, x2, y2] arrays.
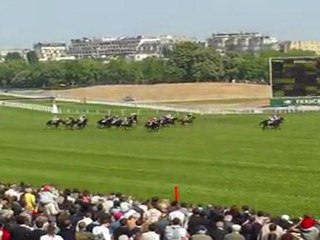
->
[[283, 41, 320, 55], [33, 42, 67, 61], [207, 32, 280, 53]]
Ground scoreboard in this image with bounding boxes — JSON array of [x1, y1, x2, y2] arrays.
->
[[271, 57, 320, 97]]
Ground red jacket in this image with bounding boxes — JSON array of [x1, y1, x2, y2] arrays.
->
[[0, 227, 11, 240]]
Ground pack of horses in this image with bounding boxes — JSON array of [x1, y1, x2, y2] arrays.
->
[[46, 113, 284, 131], [46, 113, 196, 131], [96, 114, 138, 129], [46, 117, 88, 129], [144, 115, 196, 131]]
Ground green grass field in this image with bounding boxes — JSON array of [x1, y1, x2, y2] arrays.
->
[[0, 103, 320, 216]]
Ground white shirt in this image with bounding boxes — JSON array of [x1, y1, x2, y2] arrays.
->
[[4, 189, 21, 200], [40, 234, 64, 240], [165, 225, 188, 240], [144, 208, 162, 223], [76, 217, 93, 231], [93, 225, 111, 240], [169, 210, 186, 223], [140, 231, 160, 240]]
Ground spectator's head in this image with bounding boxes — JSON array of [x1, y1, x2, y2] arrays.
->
[[172, 218, 181, 226], [281, 232, 295, 240], [78, 221, 86, 232], [171, 201, 178, 208], [151, 196, 159, 203], [46, 223, 56, 236], [181, 202, 187, 208], [113, 211, 123, 221], [216, 221, 224, 229], [268, 223, 277, 232], [231, 224, 241, 232], [257, 211, 264, 217], [35, 217, 46, 229], [242, 205, 249, 212], [99, 213, 112, 226], [300, 216, 315, 230], [63, 219, 72, 229], [192, 208, 200, 215], [224, 215, 233, 222], [16, 215, 26, 225], [41, 185, 51, 192], [196, 225, 207, 234], [84, 212, 92, 219], [127, 215, 138, 228], [148, 223, 157, 232], [120, 218, 128, 226], [281, 215, 290, 222], [268, 233, 278, 240], [119, 235, 129, 240]]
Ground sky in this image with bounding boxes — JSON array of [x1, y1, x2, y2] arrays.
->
[[1, 0, 319, 48]]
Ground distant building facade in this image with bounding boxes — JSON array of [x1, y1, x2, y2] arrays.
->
[[282, 41, 320, 55], [0, 48, 30, 62], [33, 42, 67, 61], [68, 35, 197, 60], [207, 32, 280, 53]]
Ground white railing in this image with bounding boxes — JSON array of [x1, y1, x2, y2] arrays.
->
[[2, 92, 320, 115], [0, 101, 53, 113]]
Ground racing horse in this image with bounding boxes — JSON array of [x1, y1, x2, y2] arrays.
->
[[179, 115, 196, 126], [121, 118, 135, 130], [97, 116, 114, 128], [259, 117, 285, 130], [145, 120, 161, 131], [46, 119, 65, 128]]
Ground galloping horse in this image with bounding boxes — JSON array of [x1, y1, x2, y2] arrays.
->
[[179, 116, 196, 126], [46, 119, 65, 128], [259, 117, 285, 130], [145, 120, 161, 131]]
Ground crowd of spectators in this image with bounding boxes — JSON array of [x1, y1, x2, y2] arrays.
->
[[0, 183, 318, 240]]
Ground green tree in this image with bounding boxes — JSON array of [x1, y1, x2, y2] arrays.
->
[[170, 42, 200, 81], [26, 51, 39, 64], [222, 52, 244, 80], [5, 52, 24, 62], [191, 48, 224, 81]]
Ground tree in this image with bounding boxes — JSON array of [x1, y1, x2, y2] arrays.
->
[[170, 42, 201, 81], [191, 48, 224, 81], [26, 51, 39, 64], [222, 52, 244, 80], [5, 52, 24, 62]]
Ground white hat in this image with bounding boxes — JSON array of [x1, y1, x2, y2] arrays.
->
[[232, 224, 241, 232], [281, 214, 290, 221]]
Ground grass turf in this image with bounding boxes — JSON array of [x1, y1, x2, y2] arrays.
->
[[0, 104, 320, 216]]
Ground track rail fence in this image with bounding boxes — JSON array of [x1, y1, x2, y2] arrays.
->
[[1, 92, 320, 115]]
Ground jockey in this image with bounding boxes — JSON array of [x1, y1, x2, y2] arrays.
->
[[66, 117, 73, 123], [274, 114, 280, 121], [166, 114, 173, 120], [79, 115, 86, 123], [52, 116, 60, 122], [148, 117, 157, 124], [185, 113, 193, 120], [268, 114, 279, 124]]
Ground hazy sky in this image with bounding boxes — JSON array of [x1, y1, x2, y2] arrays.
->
[[1, 0, 319, 48]]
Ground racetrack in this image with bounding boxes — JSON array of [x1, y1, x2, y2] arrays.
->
[[1, 102, 320, 216], [50, 82, 271, 108]]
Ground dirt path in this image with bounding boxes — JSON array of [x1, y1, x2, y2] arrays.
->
[[54, 83, 271, 107]]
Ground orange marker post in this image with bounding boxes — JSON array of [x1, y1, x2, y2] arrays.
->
[[174, 185, 179, 202]]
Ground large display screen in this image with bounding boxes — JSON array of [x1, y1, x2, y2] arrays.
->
[[272, 58, 320, 97]]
